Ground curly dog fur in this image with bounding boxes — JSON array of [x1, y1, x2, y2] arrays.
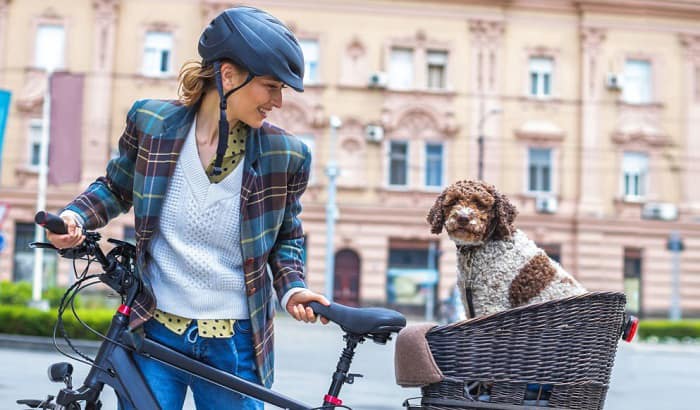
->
[[428, 180, 586, 318]]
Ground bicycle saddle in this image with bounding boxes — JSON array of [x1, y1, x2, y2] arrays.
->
[[309, 302, 406, 335]]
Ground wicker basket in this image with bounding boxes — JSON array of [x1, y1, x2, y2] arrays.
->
[[418, 292, 627, 410]]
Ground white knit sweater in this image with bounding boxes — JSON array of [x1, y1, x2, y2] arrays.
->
[[146, 120, 248, 319]]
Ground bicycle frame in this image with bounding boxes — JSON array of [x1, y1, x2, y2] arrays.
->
[[24, 212, 405, 410], [55, 307, 314, 410]]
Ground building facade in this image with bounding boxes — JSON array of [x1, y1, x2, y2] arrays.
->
[[1, 0, 699, 317]]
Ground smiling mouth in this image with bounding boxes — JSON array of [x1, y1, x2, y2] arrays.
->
[[257, 108, 269, 118]]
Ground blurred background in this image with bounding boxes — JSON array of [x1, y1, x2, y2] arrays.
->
[[1, 0, 700, 327], [1, 1, 700, 409]]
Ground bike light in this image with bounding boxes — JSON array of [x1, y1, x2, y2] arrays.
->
[[621, 315, 639, 342], [47, 362, 73, 383]]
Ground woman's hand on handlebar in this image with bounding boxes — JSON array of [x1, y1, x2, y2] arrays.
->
[[46, 214, 85, 249], [286, 289, 330, 324]]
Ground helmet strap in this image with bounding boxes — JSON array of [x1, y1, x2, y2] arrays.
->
[[211, 61, 254, 176]]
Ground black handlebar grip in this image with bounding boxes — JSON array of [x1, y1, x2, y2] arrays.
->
[[35, 211, 68, 235]]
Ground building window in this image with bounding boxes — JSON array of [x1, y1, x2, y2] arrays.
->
[[623, 59, 652, 104], [28, 119, 43, 168], [142, 31, 173, 76], [425, 142, 444, 187], [426, 50, 447, 90], [35, 24, 65, 71], [299, 39, 320, 83], [528, 148, 552, 193], [386, 239, 439, 307], [389, 47, 414, 89], [389, 141, 409, 186], [623, 247, 642, 316], [13, 222, 57, 284], [622, 152, 648, 198], [297, 134, 316, 184], [529, 57, 553, 98]]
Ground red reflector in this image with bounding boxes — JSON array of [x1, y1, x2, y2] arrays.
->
[[324, 394, 343, 406], [118, 304, 131, 316], [624, 316, 639, 342]]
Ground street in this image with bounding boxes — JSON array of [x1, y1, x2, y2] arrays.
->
[[2, 315, 700, 409]]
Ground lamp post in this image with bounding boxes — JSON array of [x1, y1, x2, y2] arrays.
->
[[477, 108, 502, 181], [31, 69, 53, 310], [667, 231, 684, 321], [325, 115, 342, 302]]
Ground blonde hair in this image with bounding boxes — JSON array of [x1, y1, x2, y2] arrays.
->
[[177, 60, 216, 106]]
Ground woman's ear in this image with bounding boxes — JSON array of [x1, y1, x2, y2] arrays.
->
[[427, 191, 447, 234], [221, 62, 246, 89]]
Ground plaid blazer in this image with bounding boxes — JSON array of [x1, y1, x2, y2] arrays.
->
[[63, 99, 310, 387]]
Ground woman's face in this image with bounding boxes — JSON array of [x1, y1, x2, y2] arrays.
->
[[224, 65, 285, 128]]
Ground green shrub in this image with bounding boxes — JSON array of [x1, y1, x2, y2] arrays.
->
[[0, 305, 114, 340], [637, 320, 700, 340], [0, 281, 88, 309], [0, 281, 32, 306], [43, 286, 82, 309]]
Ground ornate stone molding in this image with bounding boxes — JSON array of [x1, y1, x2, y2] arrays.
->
[[15, 69, 46, 113], [92, 0, 119, 16], [340, 37, 369, 86], [580, 26, 606, 53], [267, 90, 326, 131], [679, 33, 700, 63], [514, 120, 565, 143], [469, 19, 505, 48], [580, 27, 606, 98], [92, 0, 119, 73], [380, 99, 458, 137], [611, 105, 670, 148]]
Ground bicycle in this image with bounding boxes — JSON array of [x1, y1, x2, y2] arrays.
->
[[18, 211, 638, 410], [17, 211, 406, 410]]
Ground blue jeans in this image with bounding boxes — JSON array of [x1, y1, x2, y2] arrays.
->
[[118, 319, 263, 410]]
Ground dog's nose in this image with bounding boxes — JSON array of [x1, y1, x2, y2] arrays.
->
[[457, 214, 470, 224]]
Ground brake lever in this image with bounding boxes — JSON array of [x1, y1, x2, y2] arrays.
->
[[29, 242, 58, 251]]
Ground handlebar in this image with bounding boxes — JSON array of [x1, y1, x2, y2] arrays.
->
[[35, 211, 69, 235], [33, 211, 141, 306]]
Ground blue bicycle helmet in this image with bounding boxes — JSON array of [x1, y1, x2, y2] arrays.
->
[[198, 6, 305, 175], [199, 6, 305, 92]]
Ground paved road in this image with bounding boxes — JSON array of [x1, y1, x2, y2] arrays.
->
[[3, 316, 700, 409]]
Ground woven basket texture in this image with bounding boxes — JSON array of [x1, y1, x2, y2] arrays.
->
[[419, 292, 627, 410]]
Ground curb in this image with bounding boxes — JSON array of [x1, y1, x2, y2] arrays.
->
[[0, 333, 101, 355], [621, 340, 700, 354]]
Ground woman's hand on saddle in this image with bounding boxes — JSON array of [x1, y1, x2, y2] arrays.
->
[[46, 214, 85, 250], [286, 289, 330, 324]]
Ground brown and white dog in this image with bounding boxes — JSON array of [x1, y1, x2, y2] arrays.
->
[[427, 180, 586, 319]]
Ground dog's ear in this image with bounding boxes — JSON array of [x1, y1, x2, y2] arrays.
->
[[427, 191, 447, 234], [492, 190, 518, 240]]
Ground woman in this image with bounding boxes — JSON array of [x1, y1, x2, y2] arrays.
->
[[46, 6, 328, 409]]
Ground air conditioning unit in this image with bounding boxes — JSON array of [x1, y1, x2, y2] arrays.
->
[[605, 73, 624, 91], [535, 196, 558, 214], [365, 124, 384, 143], [368, 71, 388, 88], [641, 202, 678, 221]]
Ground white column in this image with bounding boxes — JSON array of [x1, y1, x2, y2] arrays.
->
[[578, 27, 606, 217], [82, 0, 119, 184], [0, 0, 9, 86], [679, 34, 700, 213], [469, 20, 505, 184]]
